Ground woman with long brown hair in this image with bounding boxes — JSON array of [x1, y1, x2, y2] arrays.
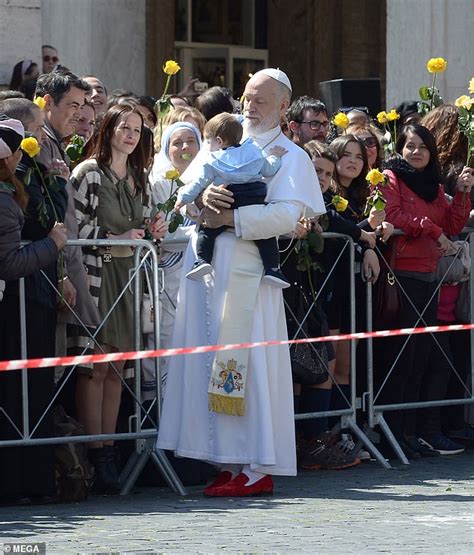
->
[[346, 122, 384, 170], [70, 103, 167, 493], [325, 134, 389, 433], [421, 104, 470, 197]]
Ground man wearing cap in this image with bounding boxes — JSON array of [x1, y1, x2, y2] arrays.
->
[[157, 69, 325, 496]]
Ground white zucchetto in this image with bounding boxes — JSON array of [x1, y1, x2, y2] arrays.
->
[[252, 68, 292, 93]]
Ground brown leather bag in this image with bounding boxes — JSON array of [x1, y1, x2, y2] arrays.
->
[[373, 241, 402, 329]]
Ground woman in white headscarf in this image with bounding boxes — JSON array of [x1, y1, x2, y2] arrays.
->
[[143, 122, 202, 397]]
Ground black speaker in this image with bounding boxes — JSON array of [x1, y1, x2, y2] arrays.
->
[[319, 78, 381, 117]]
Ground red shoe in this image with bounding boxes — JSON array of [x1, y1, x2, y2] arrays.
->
[[203, 471, 233, 496], [205, 472, 273, 497]]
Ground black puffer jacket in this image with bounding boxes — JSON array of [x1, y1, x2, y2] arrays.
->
[[0, 188, 58, 281]]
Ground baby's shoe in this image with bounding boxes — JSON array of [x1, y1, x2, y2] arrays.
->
[[186, 259, 213, 280], [262, 268, 290, 289]]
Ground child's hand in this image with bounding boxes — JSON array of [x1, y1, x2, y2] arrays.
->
[[174, 200, 185, 212], [269, 146, 288, 158]]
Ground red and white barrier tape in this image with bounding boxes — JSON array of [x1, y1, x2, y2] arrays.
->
[[0, 322, 473, 372]]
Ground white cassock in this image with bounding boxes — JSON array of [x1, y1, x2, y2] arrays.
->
[[156, 125, 325, 475]]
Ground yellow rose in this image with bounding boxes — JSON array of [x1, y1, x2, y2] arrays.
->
[[163, 60, 181, 75], [165, 168, 180, 180], [455, 95, 473, 110], [426, 57, 447, 74], [469, 77, 474, 95], [366, 169, 385, 186], [20, 137, 41, 158], [377, 111, 388, 124], [386, 109, 400, 121], [332, 194, 349, 212], [333, 112, 349, 129], [33, 96, 46, 110]]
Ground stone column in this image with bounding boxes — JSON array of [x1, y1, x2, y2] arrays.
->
[[0, 0, 42, 88], [145, 0, 175, 98], [41, 0, 146, 94], [386, 0, 474, 108]]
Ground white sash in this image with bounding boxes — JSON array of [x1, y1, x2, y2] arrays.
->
[[208, 238, 262, 416]]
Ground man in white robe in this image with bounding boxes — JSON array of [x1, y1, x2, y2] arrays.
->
[[156, 68, 325, 496]]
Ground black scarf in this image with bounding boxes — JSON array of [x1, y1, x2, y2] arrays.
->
[[383, 156, 439, 202]]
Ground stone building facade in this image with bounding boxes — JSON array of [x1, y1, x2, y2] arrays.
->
[[1, 0, 473, 110]]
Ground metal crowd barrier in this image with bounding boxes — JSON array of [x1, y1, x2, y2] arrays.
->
[[364, 230, 474, 465], [284, 232, 390, 468], [165, 233, 390, 468], [4, 228, 472, 497], [0, 238, 186, 496]]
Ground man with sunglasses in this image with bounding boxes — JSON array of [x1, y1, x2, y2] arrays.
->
[[287, 95, 330, 146], [42, 45, 59, 74], [343, 106, 370, 126]]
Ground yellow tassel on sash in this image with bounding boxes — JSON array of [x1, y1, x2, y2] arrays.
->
[[208, 393, 245, 416], [208, 238, 263, 416]]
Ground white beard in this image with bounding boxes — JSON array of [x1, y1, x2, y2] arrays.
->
[[243, 113, 280, 137]]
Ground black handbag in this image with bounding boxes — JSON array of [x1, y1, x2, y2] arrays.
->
[[374, 242, 402, 330], [290, 340, 329, 385], [286, 283, 330, 385]]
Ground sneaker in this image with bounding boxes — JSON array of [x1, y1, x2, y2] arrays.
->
[[337, 433, 371, 461], [418, 433, 465, 455], [394, 438, 421, 460], [300, 437, 361, 470], [185, 259, 213, 280], [262, 268, 291, 289], [448, 424, 474, 443], [404, 436, 440, 458]]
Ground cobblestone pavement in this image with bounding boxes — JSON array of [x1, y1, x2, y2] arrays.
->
[[0, 453, 473, 554]]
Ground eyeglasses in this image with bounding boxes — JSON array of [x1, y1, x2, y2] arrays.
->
[[43, 56, 59, 63], [361, 136, 378, 148], [299, 120, 330, 131]]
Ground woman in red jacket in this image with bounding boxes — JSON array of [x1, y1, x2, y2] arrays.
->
[[376, 123, 473, 458]]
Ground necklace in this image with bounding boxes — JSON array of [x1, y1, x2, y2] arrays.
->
[[260, 129, 282, 151]]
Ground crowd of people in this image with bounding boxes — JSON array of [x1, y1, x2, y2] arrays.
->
[[1, 47, 474, 504]]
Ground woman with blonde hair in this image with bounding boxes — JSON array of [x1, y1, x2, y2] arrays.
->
[[153, 105, 206, 152]]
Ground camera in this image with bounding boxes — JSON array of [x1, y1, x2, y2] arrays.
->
[[194, 81, 208, 93]]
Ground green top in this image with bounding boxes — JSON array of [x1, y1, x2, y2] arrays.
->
[[96, 166, 144, 233]]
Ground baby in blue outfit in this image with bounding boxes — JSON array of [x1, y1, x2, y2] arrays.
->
[[175, 113, 289, 288]]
